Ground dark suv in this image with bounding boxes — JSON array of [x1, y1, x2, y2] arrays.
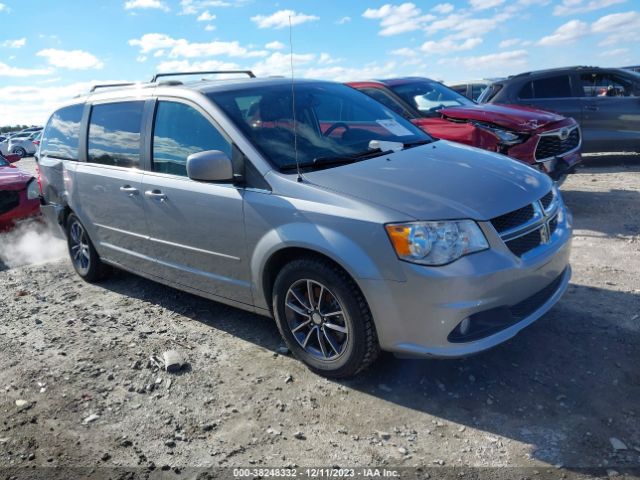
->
[[479, 66, 640, 153]]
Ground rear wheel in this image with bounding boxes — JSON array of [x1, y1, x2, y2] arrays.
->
[[66, 214, 110, 282], [12, 147, 26, 158], [272, 257, 379, 378]]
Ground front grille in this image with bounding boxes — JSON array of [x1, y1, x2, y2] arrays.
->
[[490, 188, 560, 258], [491, 204, 534, 234], [540, 190, 554, 210], [510, 271, 565, 320], [505, 228, 543, 256], [0, 190, 20, 215], [535, 127, 580, 161]]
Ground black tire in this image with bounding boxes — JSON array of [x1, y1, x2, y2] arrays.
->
[[12, 147, 26, 158], [272, 257, 380, 378], [66, 213, 110, 282]]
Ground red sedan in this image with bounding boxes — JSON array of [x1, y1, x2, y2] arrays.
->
[[0, 153, 41, 231], [347, 77, 582, 181]]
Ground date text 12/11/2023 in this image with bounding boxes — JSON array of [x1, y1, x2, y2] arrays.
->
[[232, 468, 400, 477]]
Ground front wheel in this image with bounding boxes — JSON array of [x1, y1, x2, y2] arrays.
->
[[272, 258, 380, 378], [66, 214, 110, 282]]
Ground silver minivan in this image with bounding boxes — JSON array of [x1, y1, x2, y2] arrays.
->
[[38, 73, 572, 378]]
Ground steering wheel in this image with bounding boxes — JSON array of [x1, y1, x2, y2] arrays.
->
[[323, 122, 351, 137]]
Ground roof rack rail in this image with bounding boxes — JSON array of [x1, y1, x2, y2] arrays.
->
[[90, 82, 136, 93], [151, 70, 255, 82]]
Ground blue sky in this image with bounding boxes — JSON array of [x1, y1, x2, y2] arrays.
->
[[1, 0, 638, 125]]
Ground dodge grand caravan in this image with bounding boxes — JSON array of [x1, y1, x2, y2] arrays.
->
[[38, 72, 573, 378]]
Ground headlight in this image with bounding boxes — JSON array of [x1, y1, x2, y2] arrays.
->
[[26, 179, 40, 200], [385, 220, 489, 266], [474, 123, 524, 146]]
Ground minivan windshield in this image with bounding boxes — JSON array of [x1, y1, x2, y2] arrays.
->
[[389, 80, 475, 116], [208, 82, 432, 170]]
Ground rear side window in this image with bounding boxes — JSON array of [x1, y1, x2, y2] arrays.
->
[[88, 102, 144, 168], [519, 76, 572, 99], [40, 104, 83, 161], [152, 101, 231, 177]]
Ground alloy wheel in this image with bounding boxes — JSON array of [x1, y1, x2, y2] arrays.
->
[[284, 279, 349, 360], [69, 220, 91, 274]]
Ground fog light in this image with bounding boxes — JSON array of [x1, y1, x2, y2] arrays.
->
[[459, 317, 471, 336]]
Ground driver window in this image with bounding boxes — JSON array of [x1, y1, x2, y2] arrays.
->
[[579, 73, 636, 97], [152, 101, 231, 177]]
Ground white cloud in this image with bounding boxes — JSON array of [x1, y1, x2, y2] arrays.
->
[[363, 3, 435, 36], [303, 61, 398, 82], [598, 47, 628, 57], [469, 0, 505, 10], [498, 37, 531, 48], [553, 0, 626, 16], [179, 0, 233, 15], [592, 11, 640, 46], [421, 37, 483, 53], [440, 49, 528, 72], [0, 62, 54, 77], [124, 0, 169, 12], [538, 19, 589, 45], [433, 3, 455, 14], [336, 16, 351, 24], [1, 38, 26, 48], [265, 41, 285, 50], [251, 52, 315, 76], [37, 49, 104, 70], [196, 10, 215, 21], [129, 33, 268, 59], [156, 59, 240, 73], [424, 11, 511, 39], [204, 24, 215, 31], [391, 47, 417, 57], [0, 3, 8, 12], [251, 10, 319, 29]]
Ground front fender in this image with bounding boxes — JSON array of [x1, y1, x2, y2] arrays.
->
[[250, 222, 406, 310]]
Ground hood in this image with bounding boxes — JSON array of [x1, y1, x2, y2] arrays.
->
[[0, 166, 33, 189], [440, 103, 566, 132], [304, 140, 551, 221]]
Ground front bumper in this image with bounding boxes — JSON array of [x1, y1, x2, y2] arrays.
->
[[359, 206, 573, 358]]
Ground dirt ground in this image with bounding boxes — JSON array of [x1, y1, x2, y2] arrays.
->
[[1, 157, 639, 479]]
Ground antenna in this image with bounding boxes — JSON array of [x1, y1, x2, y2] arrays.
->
[[289, 15, 302, 182]]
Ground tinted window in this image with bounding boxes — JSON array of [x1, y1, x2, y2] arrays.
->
[[579, 72, 637, 97], [152, 101, 231, 177], [389, 80, 474, 115], [520, 76, 572, 99], [360, 88, 415, 119], [208, 82, 430, 169], [40, 105, 83, 161], [88, 102, 143, 168]]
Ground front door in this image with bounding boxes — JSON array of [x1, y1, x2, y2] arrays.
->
[[74, 101, 154, 272], [577, 70, 640, 152], [141, 99, 251, 304]]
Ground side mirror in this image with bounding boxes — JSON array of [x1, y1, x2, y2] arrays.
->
[[186, 150, 234, 182]]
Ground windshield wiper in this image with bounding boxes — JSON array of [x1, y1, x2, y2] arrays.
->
[[280, 148, 391, 171], [402, 139, 434, 149]]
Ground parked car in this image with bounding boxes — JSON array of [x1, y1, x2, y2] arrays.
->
[[348, 78, 582, 181], [448, 79, 504, 101], [478, 66, 640, 152], [1, 132, 38, 158], [30, 131, 42, 147], [622, 65, 640, 74], [0, 153, 41, 231], [39, 73, 572, 378]]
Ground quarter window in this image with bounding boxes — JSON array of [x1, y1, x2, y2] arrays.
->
[[152, 101, 231, 177], [88, 102, 144, 168], [40, 104, 83, 161], [519, 76, 572, 99]]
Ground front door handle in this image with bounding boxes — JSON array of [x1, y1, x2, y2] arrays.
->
[[145, 189, 167, 201], [584, 104, 599, 111], [120, 185, 139, 196]]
